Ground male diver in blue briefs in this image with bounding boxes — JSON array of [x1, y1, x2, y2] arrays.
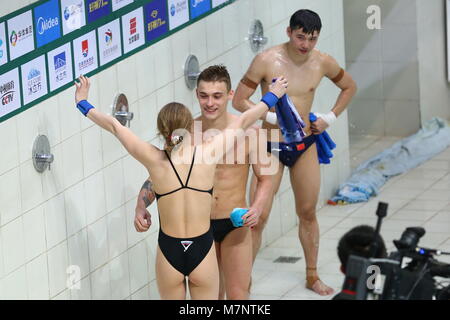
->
[[233, 9, 357, 296]]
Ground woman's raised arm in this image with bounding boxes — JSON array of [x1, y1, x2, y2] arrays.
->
[[74, 75, 160, 169]]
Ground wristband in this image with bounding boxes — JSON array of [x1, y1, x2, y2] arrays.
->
[[314, 111, 337, 126], [77, 100, 94, 116], [265, 111, 278, 125], [260, 92, 279, 109]]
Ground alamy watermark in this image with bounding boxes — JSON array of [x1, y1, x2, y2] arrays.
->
[[67, 265, 81, 290], [367, 5, 382, 30], [168, 120, 283, 175]]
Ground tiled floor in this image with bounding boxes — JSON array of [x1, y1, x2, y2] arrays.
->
[[250, 135, 450, 300]]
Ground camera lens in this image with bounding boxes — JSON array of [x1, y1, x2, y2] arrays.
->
[[394, 227, 425, 250]]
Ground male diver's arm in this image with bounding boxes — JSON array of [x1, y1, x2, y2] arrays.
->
[[325, 56, 357, 118], [233, 54, 275, 122], [134, 179, 155, 232], [242, 158, 273, 228], [311, 55, 357, 134]]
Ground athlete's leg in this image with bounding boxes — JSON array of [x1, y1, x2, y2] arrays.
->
[[220, 227, 253, 300], [250, 158, 284, 262], [188, 244, 220, 300], [155, 246, 187, 300], [289, 143, 334, 296], [215, 242, 226, 300]]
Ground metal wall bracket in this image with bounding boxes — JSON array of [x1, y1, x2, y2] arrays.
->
[[113, 93, 133, 127], [248, 20, 268, 53], [32, 135, 54, 173], [184, 55, 200, 90]]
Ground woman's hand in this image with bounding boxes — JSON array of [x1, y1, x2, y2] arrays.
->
[[75, 75, 90, 104], [269, 76, 288, 98]]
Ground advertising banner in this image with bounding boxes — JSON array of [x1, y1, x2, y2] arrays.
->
[[122, 8, 145, 54], [0, 22, 7, 66], [61, 0, 86, 35], [73, 30, 99, 77], [190, 0, 211, 19], [98, 19, 122, 65], [7, 11, 34, 60], [47, 43, 74, 91], [86, 0, 112, 24], [168, 0, 189, 30], [0, 68, 21, 117], [212, 0, 228, 8], [34, 0, 61, 48], [144, 0, 168, 42], [112, 0, 134, 11], [21, 55, 48, 105]]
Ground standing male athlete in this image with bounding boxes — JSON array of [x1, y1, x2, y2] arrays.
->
[[134, 65, 274, 300], [232, 9, 357, 296]]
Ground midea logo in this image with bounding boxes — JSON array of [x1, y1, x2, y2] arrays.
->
[[37, 16, 59, 35]]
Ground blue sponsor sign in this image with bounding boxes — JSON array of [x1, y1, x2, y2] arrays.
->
[[189, 0, 211, 19], [144, 0, 168, 42], [54, 52, 67, 70], [34, 0, 61, 48], [86, 0, 112, 23]]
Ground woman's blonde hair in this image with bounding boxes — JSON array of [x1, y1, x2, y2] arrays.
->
[[157, 102, 193, 152]]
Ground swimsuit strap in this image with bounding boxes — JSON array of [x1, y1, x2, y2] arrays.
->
[[184, 147, 196, 187], [164, 149, 184, 187]]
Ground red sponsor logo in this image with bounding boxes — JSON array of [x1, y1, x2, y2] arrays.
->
[[130, 17, 137, 35], [82, 39, 89, 57]]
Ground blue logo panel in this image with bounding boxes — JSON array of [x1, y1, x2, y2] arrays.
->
[[86, 0, 112, 24], [34, 0, 61, 48], [189, 0, 211, 19], [144, 0, 168, 42]]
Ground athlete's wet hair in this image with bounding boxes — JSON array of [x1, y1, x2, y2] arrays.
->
[[197, 64, 232, 92], [157, 102, 193, 152], [289, 9, 322, 34], [337, 225, 387, 274]]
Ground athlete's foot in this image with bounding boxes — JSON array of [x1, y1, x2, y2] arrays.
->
[[306, 267, 335, 296], [306, 278, 335, 296]]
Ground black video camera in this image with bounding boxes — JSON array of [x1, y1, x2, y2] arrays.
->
[[336, 202, 450, 300]]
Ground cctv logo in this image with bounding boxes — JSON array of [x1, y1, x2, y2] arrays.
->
[[0, 81, 15, 106]]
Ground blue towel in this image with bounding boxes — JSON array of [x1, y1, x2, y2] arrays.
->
[[274, 94, 306, 143], [309, 113, 336, 164]]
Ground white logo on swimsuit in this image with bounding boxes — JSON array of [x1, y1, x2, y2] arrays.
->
[[181, 241, 193, 252]]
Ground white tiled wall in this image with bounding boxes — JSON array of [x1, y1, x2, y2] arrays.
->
[[344, 0, 421, 137], [0, 0, 348, 299], [345, 0, 450, 137], [416, 0, 450, 124]]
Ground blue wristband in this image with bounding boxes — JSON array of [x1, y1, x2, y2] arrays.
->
[[261, 92, 279, 109], [76, 100, 94, 116]]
